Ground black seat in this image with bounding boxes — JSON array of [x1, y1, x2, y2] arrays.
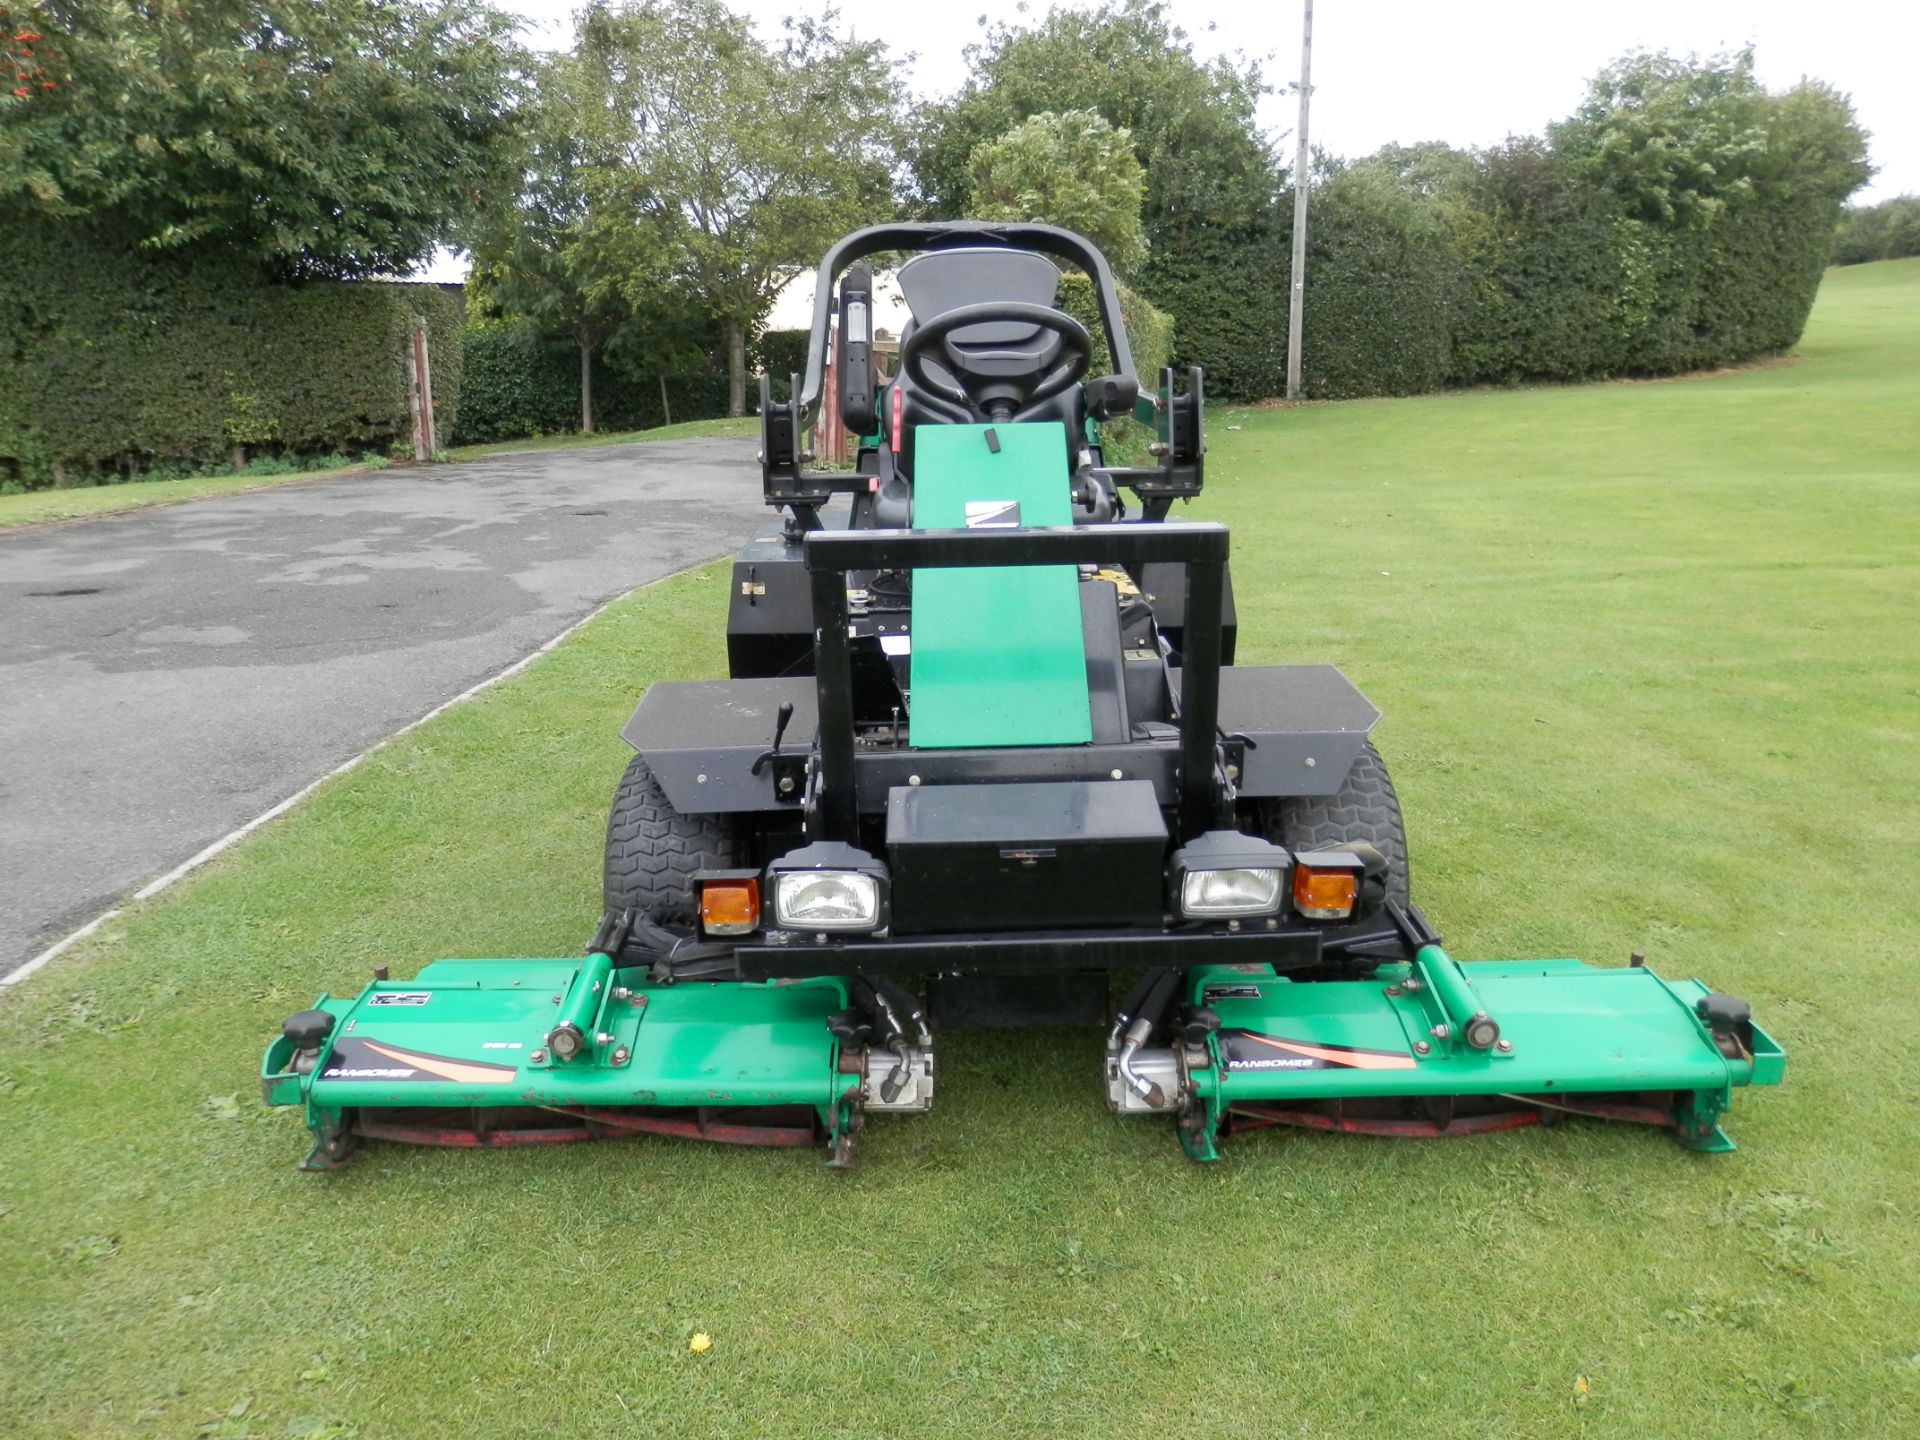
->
[[886, 247, 1089, 482]]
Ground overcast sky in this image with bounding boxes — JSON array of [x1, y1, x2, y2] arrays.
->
[[424, 0, 1911, 280]]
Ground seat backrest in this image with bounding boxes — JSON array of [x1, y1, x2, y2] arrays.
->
[[888, 248, 1087, 478]]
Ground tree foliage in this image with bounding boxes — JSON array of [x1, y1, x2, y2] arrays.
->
[[1, 221, 464, 487], [561, 0, 904, 414], [0, 0, 525, 278], [967, 110, 1146, 272], [464, 48, 661, 433], [915, 0, 1281, 396], [1551, 49, 1870, 228], [1832, 196, 1920, 265]]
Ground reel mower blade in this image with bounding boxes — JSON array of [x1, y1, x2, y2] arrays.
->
[[1127, 956, 1783, 1160], [261, 957, 887, 1169]]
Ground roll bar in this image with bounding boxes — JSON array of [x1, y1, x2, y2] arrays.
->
[[803, 522, 1230, 843], [794, 223, 1138, 433]]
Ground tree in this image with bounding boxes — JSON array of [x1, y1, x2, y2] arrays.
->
[[0, 0, 525, 278], [914, 0, 1283, 396], [1832, 196, 1920, 265], [967, 110, 1146, 272], [1550, 49, 1870, 228], [566, 0, 905, 416], [467, 53, 633, 434]]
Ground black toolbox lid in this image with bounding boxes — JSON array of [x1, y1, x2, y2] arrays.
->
[[886, 780, 1166, 847]]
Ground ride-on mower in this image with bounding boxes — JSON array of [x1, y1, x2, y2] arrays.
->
[[263, 223, 1783, 1168]]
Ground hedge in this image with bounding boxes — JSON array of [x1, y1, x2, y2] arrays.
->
[[1056, 272, 1173, 463], [1138, 221, 1287, 401], [758, 329, 812, 398], [1292, 169, 1458, 400], [1, 224, 464, 489], [1832, 197, 1920, 265], [1435, 147, 1843, 388], [453, 322, 730, 444]]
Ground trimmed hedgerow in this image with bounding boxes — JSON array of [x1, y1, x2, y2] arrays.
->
[[1057, 273, 1173, 463], [758, 329, 812, 397], [0, 224, 463, 488], [1293, 167, 1458, 400], [1832, 196, 1920, 265], [451, 321, 731, 444]]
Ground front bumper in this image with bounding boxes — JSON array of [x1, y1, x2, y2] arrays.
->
[[732, 921, 1340, 980]]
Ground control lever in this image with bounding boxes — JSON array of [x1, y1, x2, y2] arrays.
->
[[750, 701, 796, 776]]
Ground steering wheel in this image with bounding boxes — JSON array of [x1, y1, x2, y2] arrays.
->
[[898, 302, 1093, 422]]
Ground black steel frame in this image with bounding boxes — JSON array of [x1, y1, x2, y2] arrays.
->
[[797, 222, 1137, 425], [735, 925, 1322, 981], [804, 521, 1230, 843], [760, 223, 1205, 522]]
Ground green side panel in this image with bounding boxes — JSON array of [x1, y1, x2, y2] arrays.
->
[[1183, 958, 1782, 1104], [266, 959, 852, 1112], [908, 422, 1092, 749]]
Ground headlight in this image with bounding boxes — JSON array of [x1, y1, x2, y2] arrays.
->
[[766, 841, 889, 934], [775, 871, 880, 930], [1171, 831, 1291, 919], [1180, 866, 1283, 917]]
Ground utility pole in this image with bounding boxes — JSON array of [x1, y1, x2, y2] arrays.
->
[[1285, 0, 1313, 401]]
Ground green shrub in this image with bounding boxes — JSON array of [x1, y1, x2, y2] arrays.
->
[[757, 329, 812, 401], [1832, 196, 1920, 265], [1138, 222, 1287, 401], [0, 224, 465, 488], [1295, 166, 1459, 399], [452, 319, 730, 444], [1057, 272, 1173, 463]]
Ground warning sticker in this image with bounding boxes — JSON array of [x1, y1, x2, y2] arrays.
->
[[367, 992, 431, 1007], [964, 500, 1022, 529]]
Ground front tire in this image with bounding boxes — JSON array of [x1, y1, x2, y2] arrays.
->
[[603, 754, 740, 924], [1262, 740, 1411, 909]]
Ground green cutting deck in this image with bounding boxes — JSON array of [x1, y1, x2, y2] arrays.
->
[[1171, 956, 1784, 1158], [262, 958, 860, 1167], [908, 422, 1092, 748]]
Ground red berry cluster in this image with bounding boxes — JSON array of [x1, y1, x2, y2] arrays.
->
[[2, 5, 52, 100]]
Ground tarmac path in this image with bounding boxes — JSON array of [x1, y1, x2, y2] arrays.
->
[[0, 438, 763, 978]]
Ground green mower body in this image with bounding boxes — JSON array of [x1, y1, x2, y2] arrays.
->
[[265, 223, 1782, 1167]]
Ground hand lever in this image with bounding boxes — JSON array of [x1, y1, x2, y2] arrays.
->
[[750, 701, 796, 776]]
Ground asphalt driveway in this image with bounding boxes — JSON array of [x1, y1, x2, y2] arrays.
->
[[0, 438, 763, 978]]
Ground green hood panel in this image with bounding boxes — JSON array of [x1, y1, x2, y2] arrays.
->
[[907, 422, 1092, 749]]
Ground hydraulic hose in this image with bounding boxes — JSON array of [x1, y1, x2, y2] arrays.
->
[[854, 977, 921, 1104], [1108, 970, 1163, 1049], [1119, 968, 1181, 1107], [871, 976, 932, 1046]]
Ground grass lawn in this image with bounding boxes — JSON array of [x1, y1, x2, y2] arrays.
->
[[445, 414, 755, 461], [2, 259, 1917, 1439]]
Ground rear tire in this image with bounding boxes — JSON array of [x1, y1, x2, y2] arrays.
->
[[1263, 740, 1411, 909], [603, 754, 740, 925]]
